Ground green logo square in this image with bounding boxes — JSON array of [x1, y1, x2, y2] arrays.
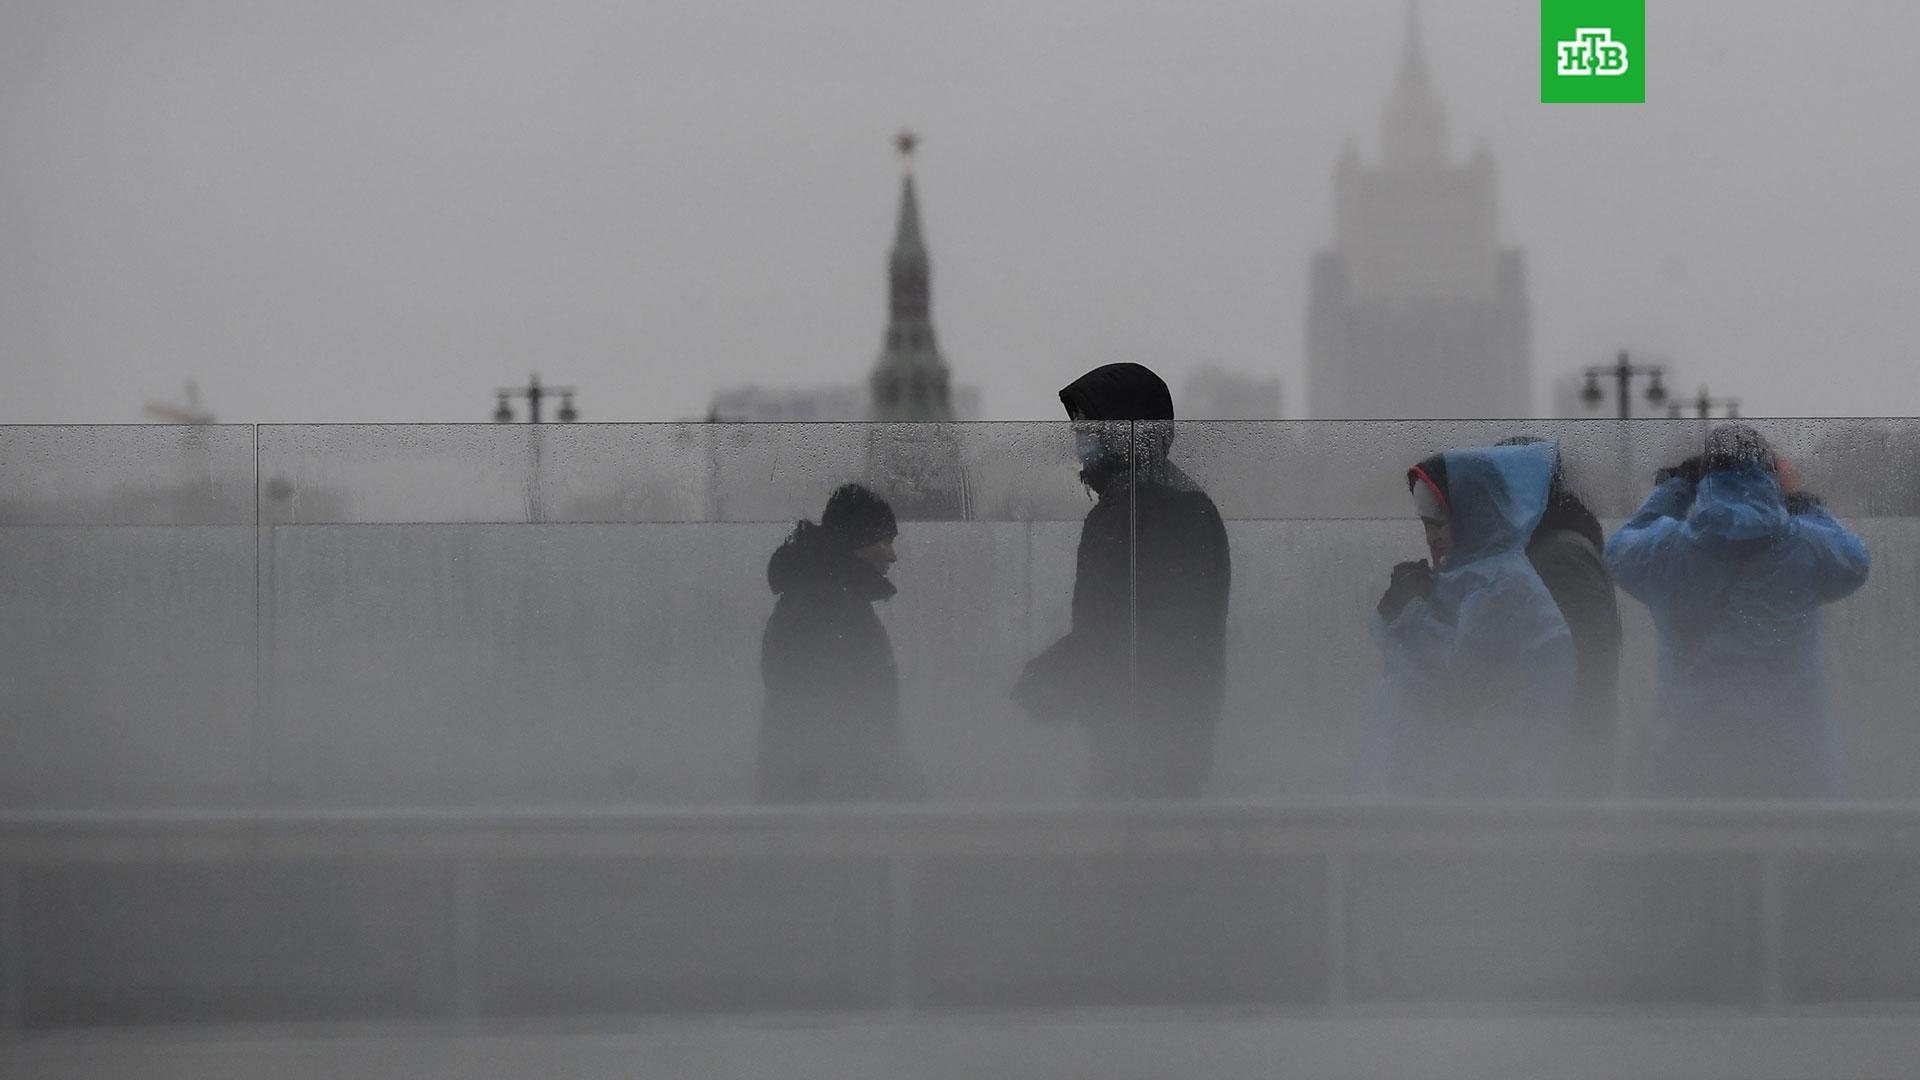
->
[[1542, 0, 1645, 103]]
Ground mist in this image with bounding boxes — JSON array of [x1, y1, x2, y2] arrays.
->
[[7, 2, 1920, 1077], [4, 2, 1920, 424]]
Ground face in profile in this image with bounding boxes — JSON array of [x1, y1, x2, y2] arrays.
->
[[1422, 516, 1453, 565], [853, 538, 898, 574], [1067, 407, 1105, 467]]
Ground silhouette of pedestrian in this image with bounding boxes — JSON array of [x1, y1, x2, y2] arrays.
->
[[1367, 440, 1577, 796], [1015, 363, 1231, 798], [1607, 424, 1869, 797], [757, 484, 926, 803], [1498, 435, 1623, 795]]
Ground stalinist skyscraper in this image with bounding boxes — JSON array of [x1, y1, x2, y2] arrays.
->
[[1306, 6, 1532, 418]]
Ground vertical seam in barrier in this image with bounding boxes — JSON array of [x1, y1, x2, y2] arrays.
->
[[1128, 422, 1140, 754], [451, 858, 480, 1024], [1325, 853, 1349, 1014], [253, 424, 265, 805], [887, 853, 913, 1011], [1759, 855, 1786, 1012], [1019, 496, 1032, 666], [0, 866, 22, 1036]]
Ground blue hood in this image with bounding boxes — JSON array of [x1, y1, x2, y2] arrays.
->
[[1605, 458, 1872, 793], [1687, 465, 1789, 545], [1368, 438, 1577, 795], [1438, 441, 1558, 566]]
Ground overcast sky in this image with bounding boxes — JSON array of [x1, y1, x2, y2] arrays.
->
[[2, 1, 1917, 423]]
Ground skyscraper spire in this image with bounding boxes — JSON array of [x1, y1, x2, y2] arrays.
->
[[1382, 1, 1448, 166], [1397, 0, 1431, 92]]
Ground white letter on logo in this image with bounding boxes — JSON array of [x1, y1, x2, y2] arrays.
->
[[1557, 39, 1590, 76], [1596, 38, 1629, 75], [1559, 39, 1589, 74]]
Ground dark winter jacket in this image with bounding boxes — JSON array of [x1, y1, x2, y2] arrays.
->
[[757, 521, 921, 802], [1606, 467, 1870, 796], [1526, 490, 1624, 795], [1016, 364, 1232, 797]]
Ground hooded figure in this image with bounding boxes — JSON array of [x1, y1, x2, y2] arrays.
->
[[1014, 363, 1231, 798], [1367, 441, 1578, 796], [756, 483, 925, 803], [1605, 424, 1869, 797], [1498, 436, 1624, 796]]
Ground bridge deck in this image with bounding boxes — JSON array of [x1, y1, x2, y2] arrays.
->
[[7, 1012, 1920, 1080], [5, 802, 1919, 1037]]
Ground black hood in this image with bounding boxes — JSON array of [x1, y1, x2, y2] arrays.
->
[[1061, 363, 1178, 491], [767, 520, 896, 601], [1538, 485, 1606, 552], [1059, 363, 1175, 421]]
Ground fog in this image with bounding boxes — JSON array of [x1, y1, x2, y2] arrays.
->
[[7, 1, 1920, 1075], [4, 418, 1917, 806], [5, 2, 1920, 423], [3, 419, 1920, 1078]]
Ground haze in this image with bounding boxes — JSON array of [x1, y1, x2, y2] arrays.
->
[[2, 0, 1916, 423]]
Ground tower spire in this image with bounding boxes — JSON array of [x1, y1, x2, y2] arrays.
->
[[1397, 0, 1431, 92], [1381, 0, 1447, 166], [870, 128, 951, 422], [890, 128, 926, 264], [863, 129, 971, 521]]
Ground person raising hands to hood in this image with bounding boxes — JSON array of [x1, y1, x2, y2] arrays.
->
[[1606, 423, 1869, 797]]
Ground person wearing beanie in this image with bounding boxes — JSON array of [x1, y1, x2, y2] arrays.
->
[[1607, 423, 1870, 797], [1014, 362, 1231, 799], [1367, 440, 1578, 796], [756, 483, 924, 803]]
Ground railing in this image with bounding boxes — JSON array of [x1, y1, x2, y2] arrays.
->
[[4, 421, 1919, 1035], [3, 801, 1919, 1033], [3, 419, 1917, 809]]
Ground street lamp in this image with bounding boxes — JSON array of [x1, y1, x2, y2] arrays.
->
[[1668, 385, 1741, 420], [492, 373, 579, 423], [1580, 350, 1668, 420]]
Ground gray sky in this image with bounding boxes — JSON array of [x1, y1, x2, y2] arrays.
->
[[2, 0, 1917, 423]]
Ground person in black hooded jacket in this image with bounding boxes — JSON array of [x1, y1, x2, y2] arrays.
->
[[1497, 436, 1624, 795], [756, 483, 925, 803], [1014, 363, 1231, 798]]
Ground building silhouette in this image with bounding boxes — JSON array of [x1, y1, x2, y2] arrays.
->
[[700, 130, 977, 444], [868, 131, 955, 423], [1182, 366, 1285, 421], [863, 131, 971, 520], [705, 383, 870, 423], [1306, 5, 1532, 419], [704, 382, 979, 424]]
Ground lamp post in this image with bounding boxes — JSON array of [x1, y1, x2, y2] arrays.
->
[[489, 374, 578, 524], [1668, 386, 1741, 420], [1579, 350, 1668, 420], [491, 374, 579, 423]]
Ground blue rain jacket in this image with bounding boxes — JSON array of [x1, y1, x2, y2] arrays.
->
[[1368, 441, 1577, 794], [1605, 467, 1870, 792]]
